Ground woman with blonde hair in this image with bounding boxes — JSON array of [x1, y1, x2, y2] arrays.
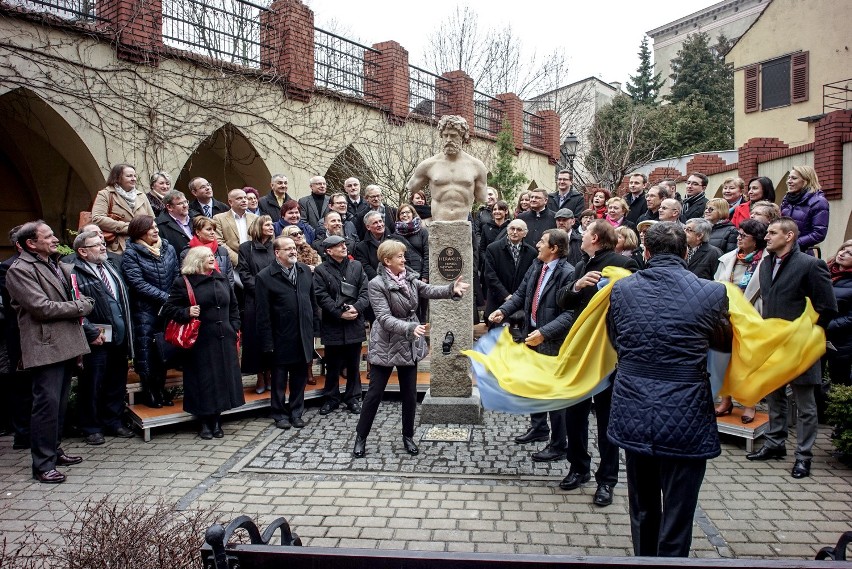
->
[[614, 225, 644, 269], [180, 216, 235, 287], [605, 196, 635, 232], [781, 165, 829, 253], [704, 198, 738, 253], [162, 246, 243, 440]]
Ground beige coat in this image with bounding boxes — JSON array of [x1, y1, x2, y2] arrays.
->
[[91, 186, 155, 254], [714, 248, 767, 313], [5, 252, 94, 369], [214, 210, 257, 266]]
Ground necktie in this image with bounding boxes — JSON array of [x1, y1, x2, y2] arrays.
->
[[203, 204, 212, 218], [97, 264, 116, 298], [289, 266, 297, 285], [510, 244, 519, 266], [530, 264, 548, 322]]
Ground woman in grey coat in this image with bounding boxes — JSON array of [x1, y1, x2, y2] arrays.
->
[[353, 240, 468, 458]]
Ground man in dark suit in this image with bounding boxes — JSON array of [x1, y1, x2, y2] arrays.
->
[[155, 190, 193, 253], [746, 217, 837, 478], [624, 173, 649, 226], [489, 229, 576, 463], [556, 219, 640, 506], [70, 231, 135, 445], [518, 188, 556, 247], [187, 177, 228, 219], [354, 211, 411, 282], [344, 177, 370, 224], [483, 219, 537, 321], [355, 185, 397, 239], [680, 173, 709, 223], [684, 218, 722, 280], [255, 236, 319, 430], [258, 174, 293, 222], [547, 170, 585, 215], [298, 176, 330, 230]]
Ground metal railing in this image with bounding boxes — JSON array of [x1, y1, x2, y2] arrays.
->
[[523, 110, 544, 149], [3, 0, 104, 22], [314, 27, 378, 99], [408, 65, 450, 121], [824, 78, 852, 113], [473, 90, 504, 137], [162, 0, 274, 69]]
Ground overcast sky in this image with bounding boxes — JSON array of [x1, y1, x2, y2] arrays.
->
[[305, 0, 718, 94]]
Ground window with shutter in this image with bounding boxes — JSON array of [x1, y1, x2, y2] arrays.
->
[[762, 56, 791, 110], [791, 51, 809, 103], [744, 64, 759, 113]]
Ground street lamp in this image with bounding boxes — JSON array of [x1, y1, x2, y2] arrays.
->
[[560, 132, 579, 178]]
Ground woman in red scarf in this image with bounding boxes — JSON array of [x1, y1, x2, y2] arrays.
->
[[591, 189, 610, 219], [180, 216, 235, 288]]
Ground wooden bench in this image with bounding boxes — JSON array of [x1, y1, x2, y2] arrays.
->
[[200, 517, 851, 569]]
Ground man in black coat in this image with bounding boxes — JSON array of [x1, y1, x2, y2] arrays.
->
[[518, 188, 556, 247], [313, 236, 369, 416], [624, 173, 649, 226], [255, 236, 320, 429], [746, 218, 837, 479], [258, 174, 293, 222], [489, 229, 576, 464], [483, 219, 537, 321], [155, 190, 193, 253], [554, 208, 584, 266], [547, 170, 585, 215], [187, 177, 228, 219], [344, 177, 370, 225], [556, 219, 640, 506], [679, 173, 709, 223], [355, 185, 397, 239], [70, 231, 135, 445], [684, 218, 723, 280], [354, 211, 411, 281]]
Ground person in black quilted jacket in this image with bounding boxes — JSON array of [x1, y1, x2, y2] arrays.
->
[[606, 221, 732, 557]]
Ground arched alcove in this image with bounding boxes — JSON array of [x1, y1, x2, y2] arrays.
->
[[323, 145, 375, 196], [0, 88, 102, 254], [175, 124, 270, 202]]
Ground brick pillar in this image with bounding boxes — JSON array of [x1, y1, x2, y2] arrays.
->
[[684, 153, 728, 174], [737, 137, 788, 184], [364, 41, 409, 120], [97, 0, 162, 64], [261, 0, 315, 100], [439, 71, 474, 128], [814, 110, 852, 200], [497, 93, 523, 151], [647, 167, 683, 185], [538, 110, 560, 164]]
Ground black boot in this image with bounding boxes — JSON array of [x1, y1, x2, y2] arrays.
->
[[141, 376, 162, 408], [199, 417, 213, 440], [211, 415, 224, 438], [160, 387, 174, 407]]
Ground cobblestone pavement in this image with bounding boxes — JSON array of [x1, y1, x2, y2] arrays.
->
[[1, 398, 850, 560]]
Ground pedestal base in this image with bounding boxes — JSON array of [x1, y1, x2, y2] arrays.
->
[[419, 387, 483, 425]]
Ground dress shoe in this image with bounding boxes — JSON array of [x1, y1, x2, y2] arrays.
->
[[714, 399, 734, 417], [352, 435, 366, 458], [741, 408, 756, 424], [514, 428, 549, 444], [109, 426, 135, 438], [160, 390, 175, 407], [211, 422, 224, 439], [274, 419, 291, 430], [34, 469, 66, 484], [13, 439, 30, 450], [306, 376, 317, 385], [199, 423, 213, 440], [319, 401, 338, 415], [402, 436, 419, 455], [531, 444, 567, 462], [559, 471, 591, 491], [593, 483, 614, 506], [791, 459, 811, 479], [56, 451, 83, 466], [746, 445, 786, 461], [291, 417, 306, 429], [84, 433, 106, 446], [346, 401, 362, 414]]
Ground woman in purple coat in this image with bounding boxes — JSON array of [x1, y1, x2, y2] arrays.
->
[[780, 165, 829, 254]]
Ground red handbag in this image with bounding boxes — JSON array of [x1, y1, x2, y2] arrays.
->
[[165, 276, 200, 348]]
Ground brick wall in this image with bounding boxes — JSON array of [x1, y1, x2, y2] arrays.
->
[[737, 137, 789, 183], [496, 93, 523, 151], [647, 167, 683, 185], [261, 0, 315, 100], [684, 153, 728, 175], [538, 110, 560, 164], [814, 110, 852, 200], [439, 71, 474, 129], [97, 0, 163, 64], [365, 41, 409, 120]]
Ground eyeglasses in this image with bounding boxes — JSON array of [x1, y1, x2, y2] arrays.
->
[[507, 227, 525, 232], [736, 232, 753, 239], [83, 242, 105, 249], [289, 231, 303, 236], [684, 227, 695, 233]]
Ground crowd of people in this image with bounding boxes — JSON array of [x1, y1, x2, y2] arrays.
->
[[0, 162, 848, 557]]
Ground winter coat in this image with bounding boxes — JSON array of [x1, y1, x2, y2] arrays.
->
[[498, 257, 576, 356], [758, 248, 837, 385], [624, 193, 648, 226], [354, 232, 413, 281], [689, 242, 723, 281], [780, 189, 830, 252], [71, 256, 134, 359], [518, 209, 556, 248], [396, 226, 429, 280], [557, 249, 640, 317], [120, 240, 179, 377], [483, 237, 537, 318], [827, 273, 852, 356], [273, 219, 316, 244], [255, 261, 319, 366], [91, 187, 156, 254], [258, 191, 293, 222], [237, 239, 275, 374], [709, 221, 738, 253], [547, 190, 585, 218], [5, 251, 94, 368], [606, 254, 731, 459], [313, 257, 369, 346], [155, 211, 192, 254], [680, 193, 708, 222], [479, 220, 508, 271], [161, 272, 244, 416], [367, 270, 456, 367], [188, 198, 228, 219], [714, 248, 767, 312]]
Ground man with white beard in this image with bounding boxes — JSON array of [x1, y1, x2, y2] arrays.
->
[[255, 236, 319, 430]]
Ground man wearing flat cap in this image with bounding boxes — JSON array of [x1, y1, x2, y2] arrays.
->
[[313, 235, 370, 417], [555, 209, 583, 266]]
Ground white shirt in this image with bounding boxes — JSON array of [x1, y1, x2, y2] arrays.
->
[[232, 211, 249, 244]]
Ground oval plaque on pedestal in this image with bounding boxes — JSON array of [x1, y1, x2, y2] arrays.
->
[[437, 247, 463, 280]]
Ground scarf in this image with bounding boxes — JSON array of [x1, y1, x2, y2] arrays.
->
[[394, 217, 422, 237], [188, 235, 221, 272], [605, 214, 623, 228], [733, 248, 763, 290], [385, 267, 409, 297], [829, 262, 852, 283], [595, 205, 607, 219], [113, 185, 138, 210], [136, 237, 162, 258]]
